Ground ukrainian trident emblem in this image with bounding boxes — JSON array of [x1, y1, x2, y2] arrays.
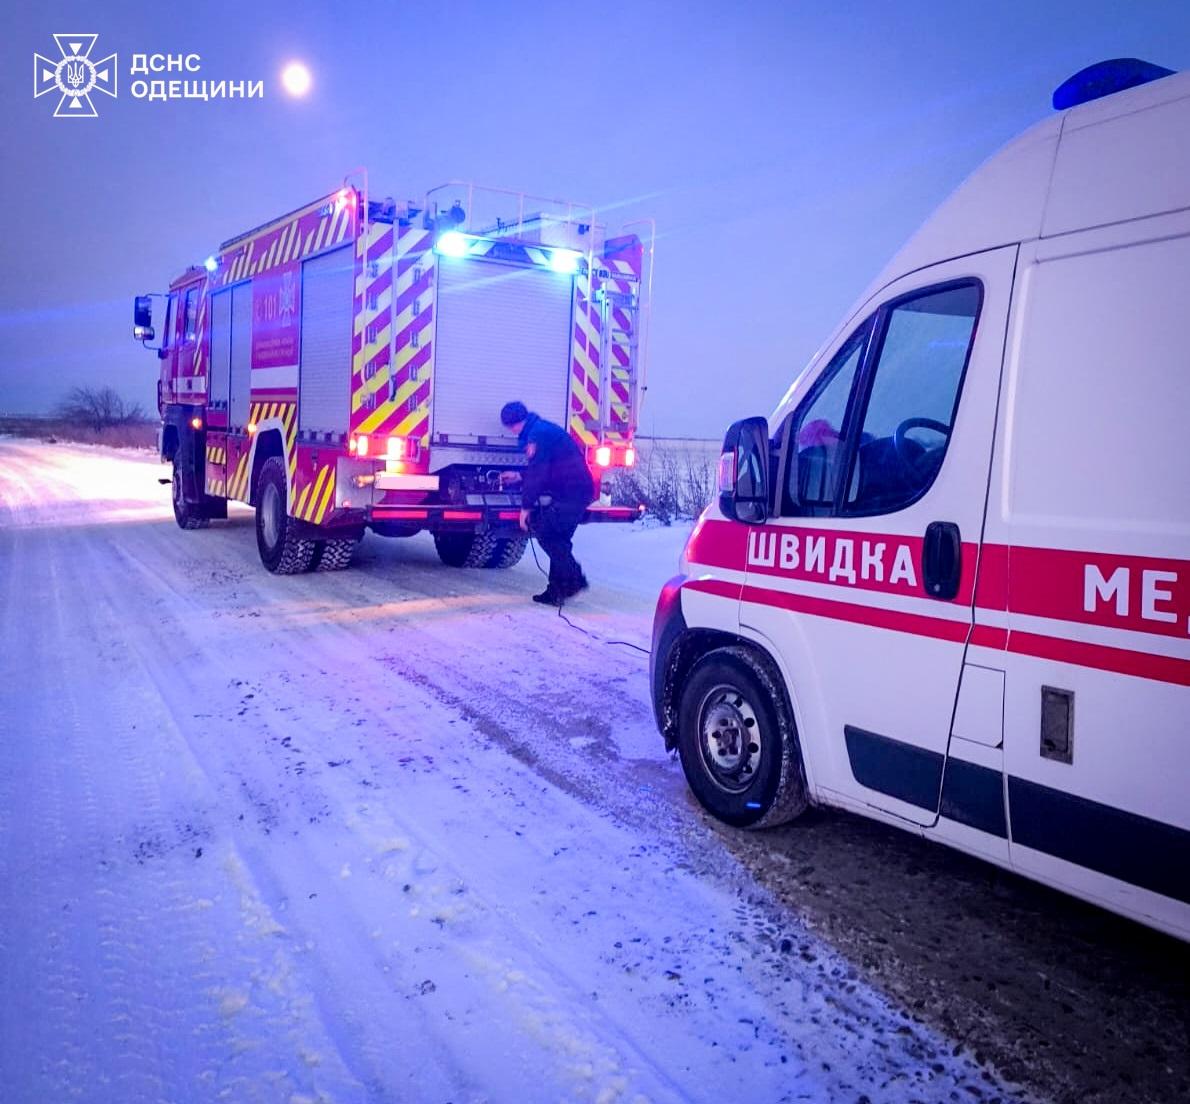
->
[[278, 270, 297, 327], [33, 34, 117, 118]]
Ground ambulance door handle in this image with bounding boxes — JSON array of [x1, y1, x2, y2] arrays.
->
[[923, 521, 961, 601]]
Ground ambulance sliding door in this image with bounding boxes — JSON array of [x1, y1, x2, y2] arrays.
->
[[993, 226, 1190, 924]]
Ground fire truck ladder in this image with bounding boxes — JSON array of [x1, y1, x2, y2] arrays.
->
[[597, 285, 639, 441]]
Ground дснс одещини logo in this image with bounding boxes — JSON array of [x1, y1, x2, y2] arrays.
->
[[33, 34, 117, 118]]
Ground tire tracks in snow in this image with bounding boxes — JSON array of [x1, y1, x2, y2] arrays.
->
[[3, 443, 1042, 1103], [103, 510, 1020, 1101], [103, 520, 705, 1101]]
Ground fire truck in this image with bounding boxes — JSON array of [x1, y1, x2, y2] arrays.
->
[[133, 179, 650, 573]]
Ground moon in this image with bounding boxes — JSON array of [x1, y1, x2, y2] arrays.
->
[[281, 61, 312, 97]]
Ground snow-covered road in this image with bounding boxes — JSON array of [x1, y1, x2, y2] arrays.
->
[[1, 440, 1186, 1104]]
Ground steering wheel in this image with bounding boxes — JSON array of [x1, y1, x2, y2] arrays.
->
[[893, 417, 951, 472]]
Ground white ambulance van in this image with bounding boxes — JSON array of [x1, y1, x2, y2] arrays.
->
[[650, 60, 1190, 939]]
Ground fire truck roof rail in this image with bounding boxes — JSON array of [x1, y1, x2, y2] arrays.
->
[[425, 181, 597, 242]]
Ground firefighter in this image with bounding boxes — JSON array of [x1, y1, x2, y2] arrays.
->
[[499, 400, 596, 605]]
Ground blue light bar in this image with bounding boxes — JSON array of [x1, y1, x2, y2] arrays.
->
[[1052, 58, 1174, 111], [549, 248, 581, 275], [204, 255, 219, 273], [436, 230, 471, 258]]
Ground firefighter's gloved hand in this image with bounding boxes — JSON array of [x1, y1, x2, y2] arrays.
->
[[519, 508, 531, 532], [499, 471, 522, 488]]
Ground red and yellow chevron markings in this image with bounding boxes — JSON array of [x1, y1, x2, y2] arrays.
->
[[388, 223, 434, 445], [572, 237, 644, 446], [227, 450, 251, 502], [204, 440, 227, 497], [218, 192, 357, 287], [602, 245, 641, 440], [223, 401, 296, 504], [349, 222, 434, 446], [294, 461, 337, 525], [252, 399, 298, 479], [568, 269, 601, 446], [350, 220, 395, 430]]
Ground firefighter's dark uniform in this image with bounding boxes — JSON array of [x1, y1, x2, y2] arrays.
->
[[518, 412, 596, 600]]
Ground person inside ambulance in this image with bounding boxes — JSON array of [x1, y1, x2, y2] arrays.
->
[[498, 400, 596, 606]]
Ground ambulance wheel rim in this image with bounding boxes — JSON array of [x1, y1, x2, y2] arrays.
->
[[696, 684, 762, 794], [261, 481, 282, 549]]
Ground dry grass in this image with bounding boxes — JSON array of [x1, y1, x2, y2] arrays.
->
[[0, 416, 157, 451], [607, 438, 719, 524]]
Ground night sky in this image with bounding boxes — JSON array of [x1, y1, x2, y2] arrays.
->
[[3, 0, 1189, 436]]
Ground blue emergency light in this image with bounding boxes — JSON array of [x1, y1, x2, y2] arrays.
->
[[1052, 58, 1174, 111], [435, 230, 472, 257], [548, 248, 581, 275]]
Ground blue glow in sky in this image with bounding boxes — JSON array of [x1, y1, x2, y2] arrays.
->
[[2, 0, 1189, 435]]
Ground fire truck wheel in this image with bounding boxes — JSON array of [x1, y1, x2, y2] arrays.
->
[[255, 457, 315, 575], [310, 538, 359, 572], [484, 536, 528, 569], [433, 532, 498, 568], [676, 646, 808, 830], [172, 462, 210, 530]]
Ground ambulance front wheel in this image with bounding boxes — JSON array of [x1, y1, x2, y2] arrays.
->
[[676, 646, 808, 829]]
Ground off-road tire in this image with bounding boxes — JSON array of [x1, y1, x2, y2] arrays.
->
[[676, 646, 808, 829], [255, 456, 315, 574], [310, 537, 359, 572], [484, 535, 528, 569], [434, 531, 499, 568], [172, 462, 210, 530]]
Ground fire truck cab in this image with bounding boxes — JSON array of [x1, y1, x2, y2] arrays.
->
[[650, 61, 1190, 938], [135, 181, 650, 573]]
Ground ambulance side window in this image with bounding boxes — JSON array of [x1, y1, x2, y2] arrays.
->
[[782, 321, 869, 514], [842, 281, 980, 515]]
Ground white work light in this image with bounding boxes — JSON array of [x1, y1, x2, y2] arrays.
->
[[549, 249, 581, 275]]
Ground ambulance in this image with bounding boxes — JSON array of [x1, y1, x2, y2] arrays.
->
[[650, 60, 1190, 938]]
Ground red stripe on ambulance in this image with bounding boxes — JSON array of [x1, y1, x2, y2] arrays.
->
[[683, 518, 1189, 685]]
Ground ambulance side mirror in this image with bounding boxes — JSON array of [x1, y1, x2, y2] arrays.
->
[[718, 416, 770, 524]]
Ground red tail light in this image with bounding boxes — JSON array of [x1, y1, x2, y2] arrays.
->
[[594, 445, 612, 467], [352, 433, 417, 463], [623, 446, 636, 467]]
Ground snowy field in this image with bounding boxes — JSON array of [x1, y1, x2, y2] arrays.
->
[[1, 439, 1186, 1104]]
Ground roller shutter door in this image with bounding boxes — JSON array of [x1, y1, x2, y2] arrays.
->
[[229, 283, 252, 427], [209, 289, 231, 407], [299, 246, 353, 435], [433, 256, 573, 441]]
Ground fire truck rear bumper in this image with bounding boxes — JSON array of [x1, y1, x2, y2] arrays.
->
[[366, 503, 644, 527]]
